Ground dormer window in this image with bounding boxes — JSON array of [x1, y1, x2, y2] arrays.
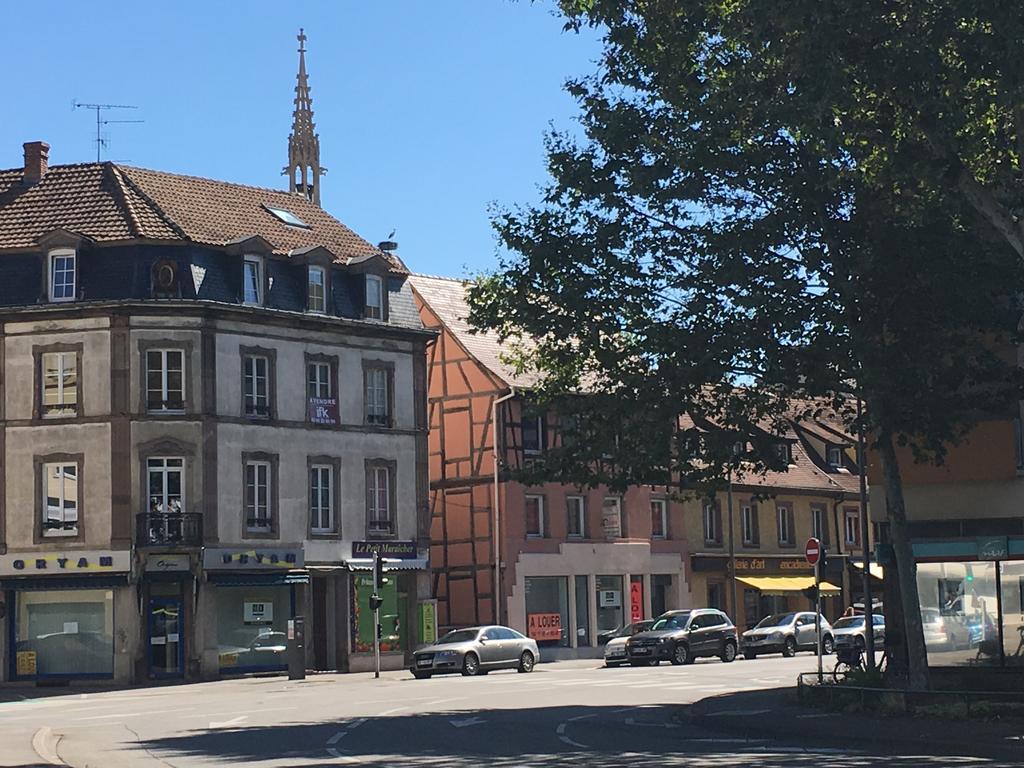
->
[[308, 266, 326, 312], [49, 249, 76, 302], [827, 445, 844, 468], [242, 256, 263, 305], [365, 275, 383, 320], [773, 442, 792, 465]]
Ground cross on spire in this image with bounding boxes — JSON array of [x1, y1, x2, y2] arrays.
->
[[284, 27, 324, 205]]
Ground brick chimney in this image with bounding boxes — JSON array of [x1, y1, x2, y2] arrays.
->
[[23, 141, 50, 185]]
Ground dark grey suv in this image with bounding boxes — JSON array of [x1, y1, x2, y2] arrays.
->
[[625, 609, 738, 666]]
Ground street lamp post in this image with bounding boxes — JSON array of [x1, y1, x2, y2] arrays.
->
[[856, 395, 876, 671], [727, 468, 738, 624]]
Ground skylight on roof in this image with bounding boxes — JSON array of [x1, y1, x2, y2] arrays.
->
[[263, 204, 310, 229]]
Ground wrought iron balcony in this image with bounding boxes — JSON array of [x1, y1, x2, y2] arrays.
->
[[136, 512, 203, 547]]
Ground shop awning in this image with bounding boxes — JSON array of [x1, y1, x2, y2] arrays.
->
[[737, 575, 841, 596], [0, 574, 129, 591], [346, 558, 428, 572], [207, 570, 309, 586], [851, 562, 884, 579]]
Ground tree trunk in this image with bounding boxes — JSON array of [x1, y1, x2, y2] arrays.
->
[[876, 429, 930, 691]]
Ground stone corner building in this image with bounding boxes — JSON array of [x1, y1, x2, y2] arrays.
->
[[0, 127, 432, 680]]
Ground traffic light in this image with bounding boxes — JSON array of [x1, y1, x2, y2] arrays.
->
[[820, 545, 829, 570], [376, 622, 384, 641], [375, 556, 387, 587], [369, 593, 384, 611]]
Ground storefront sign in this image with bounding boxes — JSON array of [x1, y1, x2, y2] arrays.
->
[[601, 498, 622, 540], [978, 536, 1008, 561], [528, 612, 562, 642], [352, 540, 418, 560], [419, 600, 438, 644], [599, 589, 621, 608], [145, 554, 191, 573], [630, 580, 643, 623], [16, 651, 36, 676], [203, 548, 304, 569], [307, 397, 339, 425], [244, 601, 273, 624], [0, 550, 130, 577]]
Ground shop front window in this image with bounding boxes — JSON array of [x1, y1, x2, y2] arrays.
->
[[596, 575, 624, 640], [352, 573, 407, 653], [574, 575, 590, 647], [216, 586, 291, 672], [14, 589, 114, 677], [915, 561, 999, 667], [1001, 561, 1024, 665], [652, 574, 673, 618], [525, 576, 569, 648]]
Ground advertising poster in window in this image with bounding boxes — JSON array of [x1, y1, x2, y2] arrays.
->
[[352, 575, 407, 653], [307, 397, 339, 425], [527, 612, 562, 642], [630, 579, 644, 623], [601, 498, 622, 539]]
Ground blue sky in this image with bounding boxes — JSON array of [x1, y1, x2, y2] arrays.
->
[[1, 1, 600, 278]]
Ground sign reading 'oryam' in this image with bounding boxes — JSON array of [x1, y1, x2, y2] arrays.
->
[[202, 548, 304, 569], [0, 550, 130, 577]]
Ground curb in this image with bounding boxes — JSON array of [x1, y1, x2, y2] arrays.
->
[[31, 726, 65, 766]]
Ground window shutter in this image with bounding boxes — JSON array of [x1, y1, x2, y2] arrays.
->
[[787, 507, 795, 544], [714, 503, 723, 544], [821, 508, 830, 546], [751, 503, 760, 546], [365, 467, 375, 525]]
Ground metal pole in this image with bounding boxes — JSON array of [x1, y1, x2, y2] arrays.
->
[[856, 395, 876, 671], [996, 561, 1005, 668], [816, 556, 823, 683], [727, 470, 738, 625], [373, 551, 381, 679]]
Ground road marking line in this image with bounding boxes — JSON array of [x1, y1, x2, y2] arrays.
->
[[326, 746, 359, 763], [74, 713, 140, 721], [326, 730, 346, 745], [377, 706, 408, 716], [703, 708, 772, 717], [556, 720, 590, 749], [209, 715, 248, 729], [31, 726, 64, 766], [624, 717, 680, 729]]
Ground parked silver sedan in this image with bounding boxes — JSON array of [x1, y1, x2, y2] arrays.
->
[[411, 625, 540, 678]]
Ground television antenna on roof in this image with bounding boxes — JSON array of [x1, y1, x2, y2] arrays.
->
[[72, 101, 143, 162]]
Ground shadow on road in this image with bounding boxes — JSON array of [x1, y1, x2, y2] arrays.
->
[[129, 702, 1012, 767]]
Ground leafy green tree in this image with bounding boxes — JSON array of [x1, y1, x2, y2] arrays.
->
[[469, 0, 1022, 690]]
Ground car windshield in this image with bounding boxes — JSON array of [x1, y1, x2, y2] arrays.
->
[[833, 616, 864, 629], [617, 621, 653, 638], [652, 614, 690, 631], [754, 613, 795, 628], [437, 629, 479, 645]]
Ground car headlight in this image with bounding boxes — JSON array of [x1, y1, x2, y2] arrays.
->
[[769, 632, 784, 641]]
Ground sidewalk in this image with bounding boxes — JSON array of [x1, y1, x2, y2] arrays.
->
[[685, 686, 1024, 760]]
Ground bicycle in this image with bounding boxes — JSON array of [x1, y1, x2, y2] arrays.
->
[[832, 645, 888, 683]]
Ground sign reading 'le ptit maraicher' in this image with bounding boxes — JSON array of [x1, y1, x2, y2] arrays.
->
[[351, 540, 418, 560]]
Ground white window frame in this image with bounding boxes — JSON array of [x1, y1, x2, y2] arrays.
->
[[40, 351, 77, 417], [308, 266, 326, 313], [566, 495, 585, 538], [845, 509, 861, 546], [525, 494, 545, 538], [651, 498, 667, 539], [147, 457, 184, 515], [827, 445, 844, 467], [146, 348, 185, 413], [522, 415, 544, 454], [244, 355, 270, 417], [307, 361, 332, 400], [245, 460, 272, 532], [242, 255, 263, 305], [365, 367, 390, 426], [42, 461, 78, 537], [703, 504, 718, 544], [811, 506, 826, 543], [368, 465, 392, 535], [310, 464, 333, 534], [777, 505, 792, 546], [774, 442, 791, 464], [365, 274, 383, 320], [741, 504, 756, 546], [48, 248, 76, 302]]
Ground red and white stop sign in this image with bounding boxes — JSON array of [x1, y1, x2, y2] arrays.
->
[[805, 537, 821, 565]]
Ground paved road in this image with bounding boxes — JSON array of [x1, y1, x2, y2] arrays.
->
[[0, 655, 1013, 767]]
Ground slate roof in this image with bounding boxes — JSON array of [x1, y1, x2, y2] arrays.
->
[[409, 273, 541, 387], [0, 162, 405, 272]]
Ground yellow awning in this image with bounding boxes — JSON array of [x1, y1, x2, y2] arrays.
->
[[851, 562, 884, 579], [736, 575, 842, 596]]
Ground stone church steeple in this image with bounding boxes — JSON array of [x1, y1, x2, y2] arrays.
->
[[284, 28, 325, 205]]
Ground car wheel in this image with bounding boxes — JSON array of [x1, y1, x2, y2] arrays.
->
[[412, 670, 432, 679], [720, 641, 737, 663], [822, 635, 834, 655], [782, 637, 797, 658], [461, 652, 481, 677], [671, 643, 691, 665], [647, 659, 659, 666], [518, 651, 535, 673], [743, 651, 757, 661]]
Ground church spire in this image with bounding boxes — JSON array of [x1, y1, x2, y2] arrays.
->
[[284, 28, 325, 205]]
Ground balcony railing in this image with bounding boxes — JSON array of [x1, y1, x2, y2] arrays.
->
[[136, 512, 203, 547]]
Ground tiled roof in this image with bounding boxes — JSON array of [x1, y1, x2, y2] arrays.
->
[[0, 162, 404, 272], [409, 273, 541, 387]]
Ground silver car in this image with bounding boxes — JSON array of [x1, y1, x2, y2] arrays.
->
[[604, 620, 656, 667], [411, 625, 540, 678], [742, 612, 833, 659], [832, 613, 885, 651]]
